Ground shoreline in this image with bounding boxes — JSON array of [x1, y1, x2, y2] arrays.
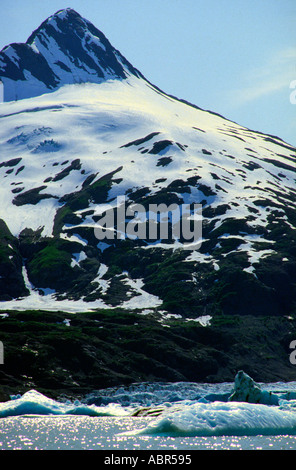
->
[[1, 309, 296, 402]]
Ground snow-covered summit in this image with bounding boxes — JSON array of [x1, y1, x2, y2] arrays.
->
[[0, 8, 142, 101], [0, 9, 295, 319]]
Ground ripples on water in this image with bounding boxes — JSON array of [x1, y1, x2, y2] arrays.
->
[[1, 415, 296, 450], [0, 416, 296, 451]]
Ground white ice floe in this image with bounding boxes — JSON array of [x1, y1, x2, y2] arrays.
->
[[131, 400, 296, 437], [0, 390, 130, 418]]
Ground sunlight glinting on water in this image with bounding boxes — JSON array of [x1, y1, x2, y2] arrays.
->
[[1, 416, 296, 450]]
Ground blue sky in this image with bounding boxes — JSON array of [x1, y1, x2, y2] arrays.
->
[[0, 0, 295, 145]]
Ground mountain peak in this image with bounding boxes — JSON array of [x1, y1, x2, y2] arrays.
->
[[26, 8, 97, 45], [0, 9, 142, 101], [51, 7, 82, 19]]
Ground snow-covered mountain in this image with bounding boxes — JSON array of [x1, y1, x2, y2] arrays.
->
[[0, 8, 142, 101], [0, 8, 295, 318]]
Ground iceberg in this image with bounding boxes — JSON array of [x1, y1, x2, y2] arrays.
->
[[122, 372, 296, 437], [2, 371, 296, 439], [0, 390, 129, 418], [228, 370, 279, 405], [132, 401, 296, 437]]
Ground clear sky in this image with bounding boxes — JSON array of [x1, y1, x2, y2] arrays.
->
[[0, 0, 295, 145]]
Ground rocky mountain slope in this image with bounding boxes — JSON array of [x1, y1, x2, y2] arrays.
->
[[0, 9, 295, 393]]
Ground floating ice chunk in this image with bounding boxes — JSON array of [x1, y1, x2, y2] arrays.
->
[[0, 389, 130, 418], [130, 400, 296, 437], [229, 370, 279, 405], [0, 390, 66, 417]]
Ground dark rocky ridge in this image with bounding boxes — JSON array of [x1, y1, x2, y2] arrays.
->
[[1, 309, 296, 401]]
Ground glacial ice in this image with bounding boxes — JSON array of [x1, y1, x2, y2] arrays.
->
[[119, 372, 296, 437], [0, 390, 130, 418], [229, 370, 280, 405], [125, 373, 296, 437], [2, 371, 296, 437], [133, 401, 296, 437]]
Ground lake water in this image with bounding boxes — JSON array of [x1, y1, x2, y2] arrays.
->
[[2, 379, 296, 451], [1, 415, 296, 450]]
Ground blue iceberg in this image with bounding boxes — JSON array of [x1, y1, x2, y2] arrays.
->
[[0, 390, 129, 418]]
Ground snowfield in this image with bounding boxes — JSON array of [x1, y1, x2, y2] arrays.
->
[[0, 8, 295, 316]]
